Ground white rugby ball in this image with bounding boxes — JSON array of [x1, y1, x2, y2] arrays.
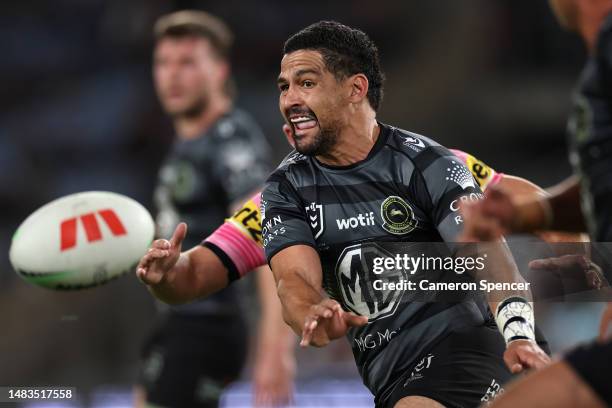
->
[[9, 191, 154, 290]]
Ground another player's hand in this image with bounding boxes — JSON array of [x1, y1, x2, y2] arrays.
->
[[136, 222, 187, 286], [458, 192, 506, 242], [504, 339, 550, 373], [529, 254, 609, 290], [300, 299, 368, 347], [599, 302, 612, 342]]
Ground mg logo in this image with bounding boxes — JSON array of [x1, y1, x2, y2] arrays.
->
[[335, 243, 407, 322], [60, 209, 127, 251]]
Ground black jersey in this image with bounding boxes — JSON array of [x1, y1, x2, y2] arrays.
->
[[155, 108, 271, 314], [261, 123, 494, 402], [568, 12, 612, 242]]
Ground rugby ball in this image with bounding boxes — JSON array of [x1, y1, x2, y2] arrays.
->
[[9, 191, 154, 290]]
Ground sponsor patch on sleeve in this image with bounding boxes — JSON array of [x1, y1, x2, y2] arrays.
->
[[464, 153, 496, 191], [227, 199, 262, 246]]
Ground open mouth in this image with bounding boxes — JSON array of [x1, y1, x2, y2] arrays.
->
[[290, 116, 318, 131]]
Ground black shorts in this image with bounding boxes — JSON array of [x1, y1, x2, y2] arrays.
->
[[565, 339, 612, 406], [139, 312, 248, 408], [383, 324, 513, 408]]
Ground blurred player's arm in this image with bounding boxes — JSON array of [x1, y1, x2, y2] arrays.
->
[[484, 359, 606, 408], [136, 223, 231, 304], [253, 263, 296, 407], [465, 176, 585, 237]]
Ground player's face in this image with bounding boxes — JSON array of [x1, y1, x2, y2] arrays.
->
[[278, 50, 348, 156], [153, 37, 225, 117], [548, 0, 579, 31]]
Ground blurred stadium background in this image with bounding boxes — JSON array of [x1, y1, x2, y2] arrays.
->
[[0, 0, 606, 407]]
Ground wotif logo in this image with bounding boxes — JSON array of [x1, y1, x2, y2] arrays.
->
[[60, 209, 127, 251], [336, 212, 375, 230]]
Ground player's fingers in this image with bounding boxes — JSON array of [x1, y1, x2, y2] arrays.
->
[[528, 257, 557, 270], [170, 222, 188, 249], [518, 347, 550, 370], [136, 267, 161, 285], [342, 312, 368, 327], [151, 239, 170, 250], [557, 254, 588, 269], [147, 248, 170, 259], [504, 350, 523, 374], [310, 304, 335, 319], [300, 316, 318, 347]]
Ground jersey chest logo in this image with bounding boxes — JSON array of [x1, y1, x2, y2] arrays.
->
[[335, 243, 406, 322], [380, 196, 418, 235], [305, 202, 325, 239]]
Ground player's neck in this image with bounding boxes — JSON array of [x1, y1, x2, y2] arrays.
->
[[174, 95, 232, 140], [579, 3, 612, 53], [316, 115, 380, 167]]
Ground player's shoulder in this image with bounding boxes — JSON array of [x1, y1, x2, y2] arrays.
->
[[267, 150, 310, 182], [382, 123, 453, 165], [211, 108, 267, 144]]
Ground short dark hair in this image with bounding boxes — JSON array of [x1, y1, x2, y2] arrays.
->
[[283, 21, 385, 111], [154, 10, 233, 59]]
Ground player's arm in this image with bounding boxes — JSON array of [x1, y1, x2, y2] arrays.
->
[[467, 175, 585, 236], [253, 263, 297, 407], [136, 223, 230, 304], [484, 359, 606, 408], [263, 174, 367, 347], [137, 193, 269, 303], [414, 151, 549, 371], [270, 245, 325, 339]]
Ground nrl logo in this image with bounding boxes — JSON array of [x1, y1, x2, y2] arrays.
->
[[305, 202, 325, 239]]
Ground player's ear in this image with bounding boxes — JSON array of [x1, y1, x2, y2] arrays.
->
[[348, 74, 369, 105], [214, 60, 230, 87]]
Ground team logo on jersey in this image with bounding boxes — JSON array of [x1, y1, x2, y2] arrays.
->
[[446, 161, 476, 190], [380, 196, 417, 235], [335, 243, 407, 322], [401, 135, 426, 152], [305, 202, 325, 239]]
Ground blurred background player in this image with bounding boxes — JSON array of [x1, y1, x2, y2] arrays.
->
[[135, 10, 295, 408], [461, 1, 612, 406], [461, 0, 612, 245]]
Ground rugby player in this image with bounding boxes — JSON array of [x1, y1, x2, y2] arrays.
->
[[460, 1, 612, 406], [260, 21, 549, 408], [137, 144, 598, 301], [460, 0, 612, 245], [135, 11, 294, 408]]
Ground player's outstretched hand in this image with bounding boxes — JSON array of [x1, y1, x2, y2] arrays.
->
[[529, 254, 609, 290], [504, 339, 551, 374], [136, 222, 187, 286], [300, 299, 368, 347]]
